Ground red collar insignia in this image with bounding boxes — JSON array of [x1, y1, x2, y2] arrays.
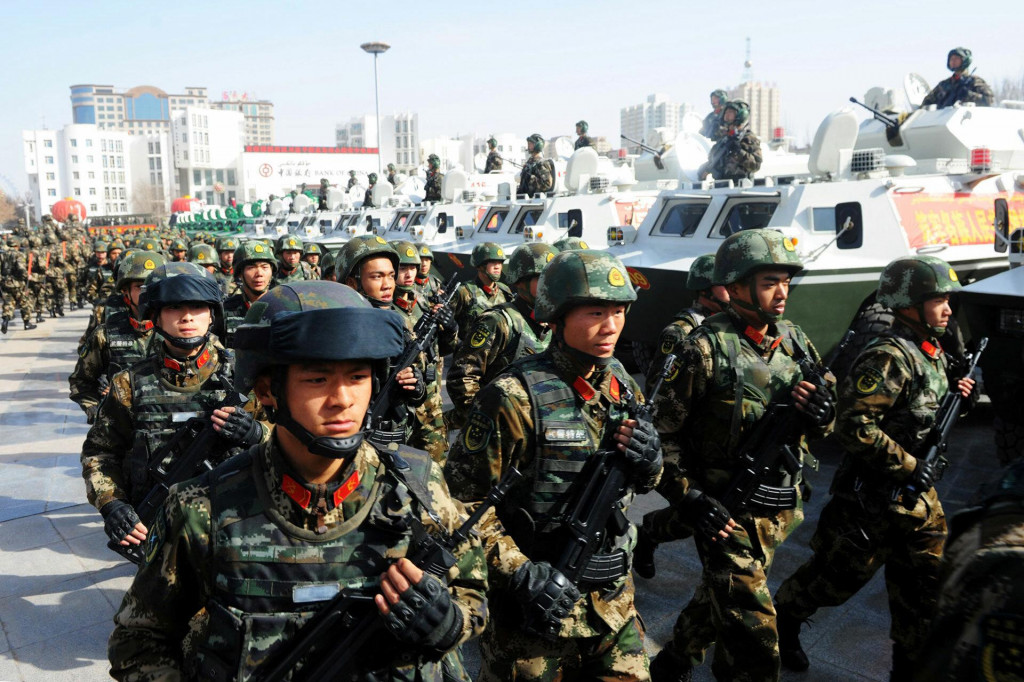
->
[[415, 275, 428, 285], [129, 316, 154, 332], [743, 325, 780, 350], [163, 356, 181, 371], [282, 474, 312, 509], [920, 340, 943, 358], [573, 376, 596, 401], [394, 294, 416, 311], [195, 347, 211, 368], [609, 376, 621, 403], [334, 470, 361, 506], [482, 282, 496, 296]]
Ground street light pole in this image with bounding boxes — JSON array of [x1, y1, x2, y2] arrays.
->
[[360, 41, 390, 177]]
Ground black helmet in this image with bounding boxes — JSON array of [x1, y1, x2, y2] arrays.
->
[[233, 281, 405, 460], [140, 261, 225, 351], [527, 134, 545, 153], [947, 47, 972, 72]]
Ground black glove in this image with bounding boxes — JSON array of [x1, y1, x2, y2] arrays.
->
[[622, 418, 662, 487], [396, 366, 427, 406], [801, 385, 834, 427], [217, 408, 263, 448], [381, 572, 464, 654], [911, 457, 946, 492], [684, 490, 732, 542], [434, 305, 457, 334], [509, 560, 581, 640], [100, 499, 142, 546]]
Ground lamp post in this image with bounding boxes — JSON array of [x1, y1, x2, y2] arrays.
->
[[360, 41, 390, 176]]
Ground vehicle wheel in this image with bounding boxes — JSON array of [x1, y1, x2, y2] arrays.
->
[[995, 415, 1024, 466], [831, 302, 894, 381]]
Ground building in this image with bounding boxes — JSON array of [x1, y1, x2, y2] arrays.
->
[[171, 107, 246, 207], [336, 112, 420, 172], [242, 145, 379, 202], [420, 137, 463, 172], [21, 123, 173, 220], [728, 81, 780, 142], [210, 91, 275, 146], [620, 93, 695, 153], [458, 133, 525, 172]]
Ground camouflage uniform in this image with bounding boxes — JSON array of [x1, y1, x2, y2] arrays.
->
[[1, 239, 36, 329], [68, 311, 155, 422], [914, 458, 1024, 682], [703, 129, 762, 182], [86, 262, 117, 303], [276, 259, 315, 283], [921, 75, 994, 108], [44, 238, 69, 315], [484, 150, 503, 173], [451, 242, 513, 335], [27, 237, 49, 320], [574, 135, 593, 150], [424, 169, 443, 203], [701, 111, 725, 141], [518, 153, 554, 196]]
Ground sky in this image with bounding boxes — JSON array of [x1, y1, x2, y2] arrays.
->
[[1, 0, 1020, 197]]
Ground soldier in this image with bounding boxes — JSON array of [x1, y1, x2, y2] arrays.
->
[[275, 234, 315, 283], [444, 249, 660, 680], [302, 242, 324, 279], [320, 249, 337, 282], [387, 163, 398, 186], [773, 256, 975, 680], [518, 134, 554, 196], [1, 236, 37, 332], [347, 170, 359, 190], [26, 235, 48, 324], [364, 172, 378, 208], [213, 236, 238, 294], [424, 154, 443, 203], [920, 47, 994, 109], [698, 100, 762, 183], [701, 90, 728, 141], [80, 262, 265, 554], [414, 243, 442, 299], [574, 120, 593, 150], [450, 242, 513, 335], [223, 241, 278, 341], [188, 243, 219, 275], [62, 230, 82, 311], [447, 242, 556, 430], [107, 281, 488, 681], [484, 138, 503, 173], [646, 229, 835, 682], [317, 176, 331, 210], [85, 240, 121, 304], [168, 237, 189, 262], [69, 251, 166, 423]]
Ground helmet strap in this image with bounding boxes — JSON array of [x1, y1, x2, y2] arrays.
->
[[269, 368, 365, 461], [554, 332, 614, 370], [156, 326, 210, 353]]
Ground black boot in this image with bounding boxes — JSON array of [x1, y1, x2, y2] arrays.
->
[[776, 606, 810, 672], [56, 304, 64, 317], [634, 525, 658, 579], [23, 318, 37, 331], [649, 647, 692, 682], [1, 316, 9, 334], [36, 312, 45, 323]]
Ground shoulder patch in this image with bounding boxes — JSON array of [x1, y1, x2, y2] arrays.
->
[[981, 613, 1024, 681], [854, 366, 884, 395], [469, 324, 490, 348], [660, 336, 676, 355], [462, 411, 494, 453], [144, 507, 167, 565]]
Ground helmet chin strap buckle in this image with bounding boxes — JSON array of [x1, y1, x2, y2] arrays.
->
[[157, 327, 209, 351], [276, 407, 365, 461]]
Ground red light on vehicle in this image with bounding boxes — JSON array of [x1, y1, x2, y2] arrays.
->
[[970, 147, 992, 172]]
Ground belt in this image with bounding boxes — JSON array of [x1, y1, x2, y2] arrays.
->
[[747, 484, 799, 511]]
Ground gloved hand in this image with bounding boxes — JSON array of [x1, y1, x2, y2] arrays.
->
[[217, 407, 263, 448], [911, 457, 946, 492], [100, 499, 142, 546], [509, 560, 581, 640], [621, 418, 663, 487], [684, 490, 733, 542], [396, 366, 427, 406], [800, 385, 834, 427], [434, 305, 457, 334], [381, 571, 464, 654]]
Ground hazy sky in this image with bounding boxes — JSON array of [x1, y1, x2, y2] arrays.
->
[[2, 0, 1019, 197]]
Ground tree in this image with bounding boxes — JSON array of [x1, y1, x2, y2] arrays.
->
[[0, 192, 18, 227], [993, 74, 1024, 103]]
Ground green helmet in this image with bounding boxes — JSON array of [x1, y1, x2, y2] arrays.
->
[[487, 137, 497, 149], [336, 234, 399, 283], [116, 250, 167, 290], [139, 261, 225, 348], [527, 134, 545, 152], [387, 163, 396, 172], [552, 237, 591, 252], [320, 250, 337, 279], [28, 236, 42, 248], [188, 243, 218, 265], [948, 47, 972, 72], [368, 173, 378, 185], [320, 177, 330, 185], [6, 235, 21, 248], [275, 234, 304, 255], [92, 240, 108, 252], [506, 243, 557, 285], [723, 100, 750, 127], [710, 89, 728, 107], [232, 241, 278, 276], [686, 254, 718, 291], [389, 240, 422, 267], [137, 237, 161, 253], [415, 243, 434, 261], [713, 229, 803, 286], [877, 256, 962, 310], [215, 236, 239, 253], [302, 242, 324, 257], [576, 120, 588, 133], [169, 238, 188, 252], [471, 241, 507, 267], [535, 251, 637, 323], [427, 154, 440, 169]]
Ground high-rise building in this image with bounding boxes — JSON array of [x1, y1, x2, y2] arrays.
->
[[729, 81, 780, 142], [171, 107, 246, 207], [336, 112, 419, 171], [619, 94, 694, 153], [210, 91, 275, 146]]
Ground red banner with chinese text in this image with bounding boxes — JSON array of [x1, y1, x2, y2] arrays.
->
[[892, 193, 1024, 248]]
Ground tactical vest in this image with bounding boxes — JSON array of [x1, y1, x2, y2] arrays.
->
[[127, 351, 231, 503], [501, 354, 634, 586], [460, 281, 511, 330], [97, 266, 116, 298], [492, 303, 549, 379], [194, 444, 446, 682], [104, 312, 152, 379]]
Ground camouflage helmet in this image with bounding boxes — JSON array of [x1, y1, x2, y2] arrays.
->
[[336, 234, 399, 283], [723, 100, 750, 127], [427, 154, 441, 169], [507, 243, 557, 285], [169, 238, 188, 252], [232, 241, 277, 275], [275, 234, 304, 255], [527, 134, 545, 152], [415, 243, 434, 261], [139, 261, 225, 347], [137, 237, 161, 253], [470, 241, 507, 267], [535, 250, 637, 323], [43, 233, 57, 246], [320, 177, 330, 185], [948, 47, 972, 72], [877, 256, 962, 309], [92, 239, 109, 252], [710, 89, 728, 107], [302, 242, 324, 257], [686, 254, 718, 291], [576, 120, 588, 133], [108, 238, 126, 253], [487, 137, 497, 149], [6, 235, 21, 248], [28, 235, 42, 248], [215, 236, 239, 253], [320, 249, 337, 279], [713, 229, 803, 286], [552, 237, 591, 252], [116, 250, 166, 290], [368, 173, 378, 185], [188, 243, 218, 265], [349, 170, 356, 177], [387, 163, 396, 172], [389, 240, 422, 267]]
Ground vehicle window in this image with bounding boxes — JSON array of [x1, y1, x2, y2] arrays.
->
[[811, 207, 835, 232], [716, 201, 778, 237], [479, 209, 507, 233], [511, 209, 542, 233], [654, 201, 709, 237], [409, 213, 425, 227]]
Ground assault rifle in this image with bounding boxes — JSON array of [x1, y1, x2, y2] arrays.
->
[[251, 465, 522, 682], [718, 330, 854, 515], [899, 336, 987, 510], [551, 353, 675, 589], [108, 369, 248, 564], [620, 134, 666, 170]]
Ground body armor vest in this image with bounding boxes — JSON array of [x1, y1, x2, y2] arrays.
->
[[492, 301, 549, 379], [104, 311, 152, 379], [194, 444, 443, 681], [461, 281, 511, 329]]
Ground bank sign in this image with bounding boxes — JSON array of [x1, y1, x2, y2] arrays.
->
[[243, 147, 378, 198]]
